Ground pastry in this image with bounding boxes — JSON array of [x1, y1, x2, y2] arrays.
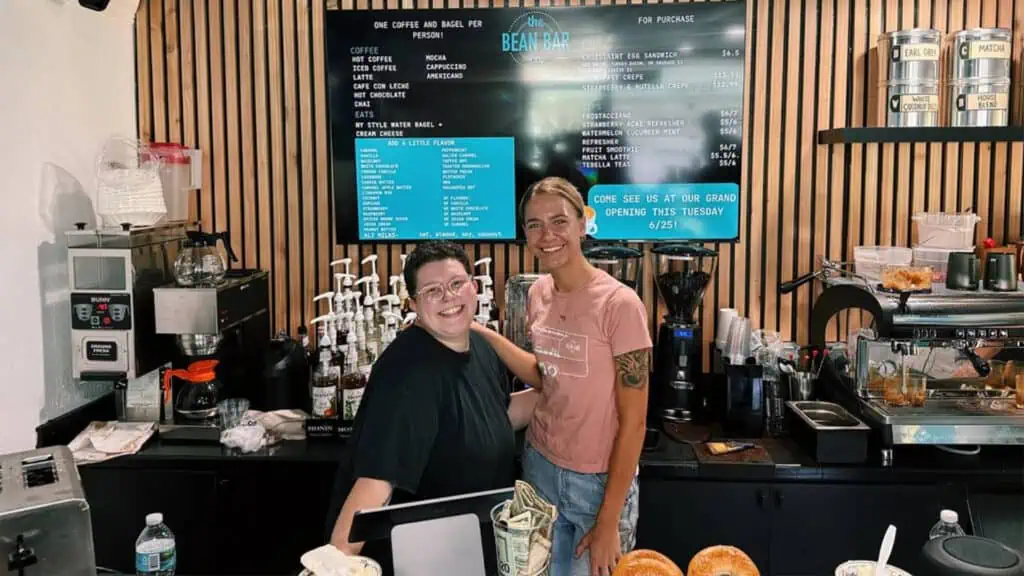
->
[[613, 549, 684, 576], [687, 545, 760, 576]]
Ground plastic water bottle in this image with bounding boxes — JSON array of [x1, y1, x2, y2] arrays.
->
[[928, 509, 967, 540], [135, 512, 176, 576]]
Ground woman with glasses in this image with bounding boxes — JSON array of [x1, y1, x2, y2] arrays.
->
[[326, 241, 539, 571], [474, 177, 652, 576]]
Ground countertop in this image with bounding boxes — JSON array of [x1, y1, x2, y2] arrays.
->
[[85, 424, 1024, 487]]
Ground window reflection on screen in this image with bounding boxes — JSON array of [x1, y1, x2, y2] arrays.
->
[[73, 256, 126, 291]]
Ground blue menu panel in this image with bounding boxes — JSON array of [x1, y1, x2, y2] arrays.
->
[[355, 137, 516, 241], [586, 183, 740, 241]]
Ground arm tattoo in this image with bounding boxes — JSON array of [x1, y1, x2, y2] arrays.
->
[[614, 349, 650, 389]]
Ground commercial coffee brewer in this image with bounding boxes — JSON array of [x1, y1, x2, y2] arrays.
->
[[67, 222, 189, 383], [800, 273, 1024, 465], [583, 244, 643, 292], [651, 244, 718, 423], [153, 269, 271, 439]]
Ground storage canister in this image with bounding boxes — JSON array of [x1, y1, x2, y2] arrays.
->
[[887, 80, 940, 127], [948, 28, 1013, 81], [948, 77, 1011, 127], [880, 29, 942, 84]]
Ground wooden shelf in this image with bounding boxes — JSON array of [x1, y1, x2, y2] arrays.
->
[[817, 126, 1024, 144]]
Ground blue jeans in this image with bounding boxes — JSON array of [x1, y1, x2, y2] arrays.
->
[[522, 443, 639, 576]]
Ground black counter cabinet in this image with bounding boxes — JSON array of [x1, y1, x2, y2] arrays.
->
[[74, 437, 1023, 576], [636, 478, 966, 576], [81, 452, 339, 576]]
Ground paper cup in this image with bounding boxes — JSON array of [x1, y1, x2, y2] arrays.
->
[[716, 308, 738, 349], [835, 560, 912, 576]]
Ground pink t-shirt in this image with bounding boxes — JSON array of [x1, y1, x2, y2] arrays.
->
[[525, 269, 652, 474]]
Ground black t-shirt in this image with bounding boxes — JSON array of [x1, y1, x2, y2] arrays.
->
[[325, 325, 516, 570]]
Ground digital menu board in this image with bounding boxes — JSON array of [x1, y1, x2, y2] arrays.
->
[[326, 2, 746, 242]]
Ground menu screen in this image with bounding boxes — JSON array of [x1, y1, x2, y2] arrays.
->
[[326, 2, 746, 242]]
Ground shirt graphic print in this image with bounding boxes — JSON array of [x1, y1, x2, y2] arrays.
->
[[532, 324, 589, 379]]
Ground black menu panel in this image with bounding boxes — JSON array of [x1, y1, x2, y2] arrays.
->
[[326, 2, 746, 242]]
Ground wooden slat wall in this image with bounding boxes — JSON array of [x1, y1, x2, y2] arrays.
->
[[136, 0, 1024, 353]]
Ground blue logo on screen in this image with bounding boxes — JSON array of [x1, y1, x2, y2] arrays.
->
[[502, 12, 570, 64], [674, 328, 694, 339]]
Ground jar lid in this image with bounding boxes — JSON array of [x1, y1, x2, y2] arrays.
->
[[923, 535, 1024, 575], [651, 243, 717, 258]]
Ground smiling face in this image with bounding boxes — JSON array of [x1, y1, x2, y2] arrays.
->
[[409, 258, 477, 347], [523, 193, 587, 272]]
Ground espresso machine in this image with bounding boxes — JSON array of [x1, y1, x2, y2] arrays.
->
[[583, 243, 643, 292], [796, 268, 1024, 465], [651, 244, 718, 423]]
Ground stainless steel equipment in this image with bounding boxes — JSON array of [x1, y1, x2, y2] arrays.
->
[[786, 400, 870, 464], [154, 270, 270, 358], [153, 270, 271, 441], [795, 273, 1024, 464], [0, 446, 96, 576], [503, 274, 543, 351], [67, 222, 190, 381]]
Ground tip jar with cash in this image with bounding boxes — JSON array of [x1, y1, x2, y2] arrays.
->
[[491, 481, 558, 576]]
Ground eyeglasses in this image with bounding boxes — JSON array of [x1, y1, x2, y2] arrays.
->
[[415, 276, 473, 303]]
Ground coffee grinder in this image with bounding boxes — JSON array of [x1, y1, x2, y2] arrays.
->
[[583, 244, 643, 292], [651, 243, 717, 423]]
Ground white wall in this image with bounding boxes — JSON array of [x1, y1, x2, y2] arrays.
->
[[0, 0, 139, 453]]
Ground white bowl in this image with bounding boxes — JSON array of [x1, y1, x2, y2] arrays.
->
[[835, 560, 912, 576]]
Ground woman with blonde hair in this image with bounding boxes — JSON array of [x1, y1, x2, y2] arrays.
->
[[474, 177, 651, 576]]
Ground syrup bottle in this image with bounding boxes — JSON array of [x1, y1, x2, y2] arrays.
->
[[310, 330, 339, 418], [340, 339, 367, 427]]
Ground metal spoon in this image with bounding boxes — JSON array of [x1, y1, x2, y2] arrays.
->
[[875, 524, 897, 576]]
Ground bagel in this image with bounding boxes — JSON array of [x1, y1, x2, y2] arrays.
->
[[612, 549, 684, 576], [687, 545, 760, 576]]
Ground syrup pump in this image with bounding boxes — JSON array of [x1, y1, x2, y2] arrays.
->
[[361, 255, 381, 302], [398, 254, 411, 312], [474, 258, 499, 331], [376, 293, 400, 344], [313, 291, 341, 363], [331, 258, 356, 316], [381, 311, 402, 351]]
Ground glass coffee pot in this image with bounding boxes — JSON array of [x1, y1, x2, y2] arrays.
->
[[174, 230, 238, 287], [163, 359, 222, 422]]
